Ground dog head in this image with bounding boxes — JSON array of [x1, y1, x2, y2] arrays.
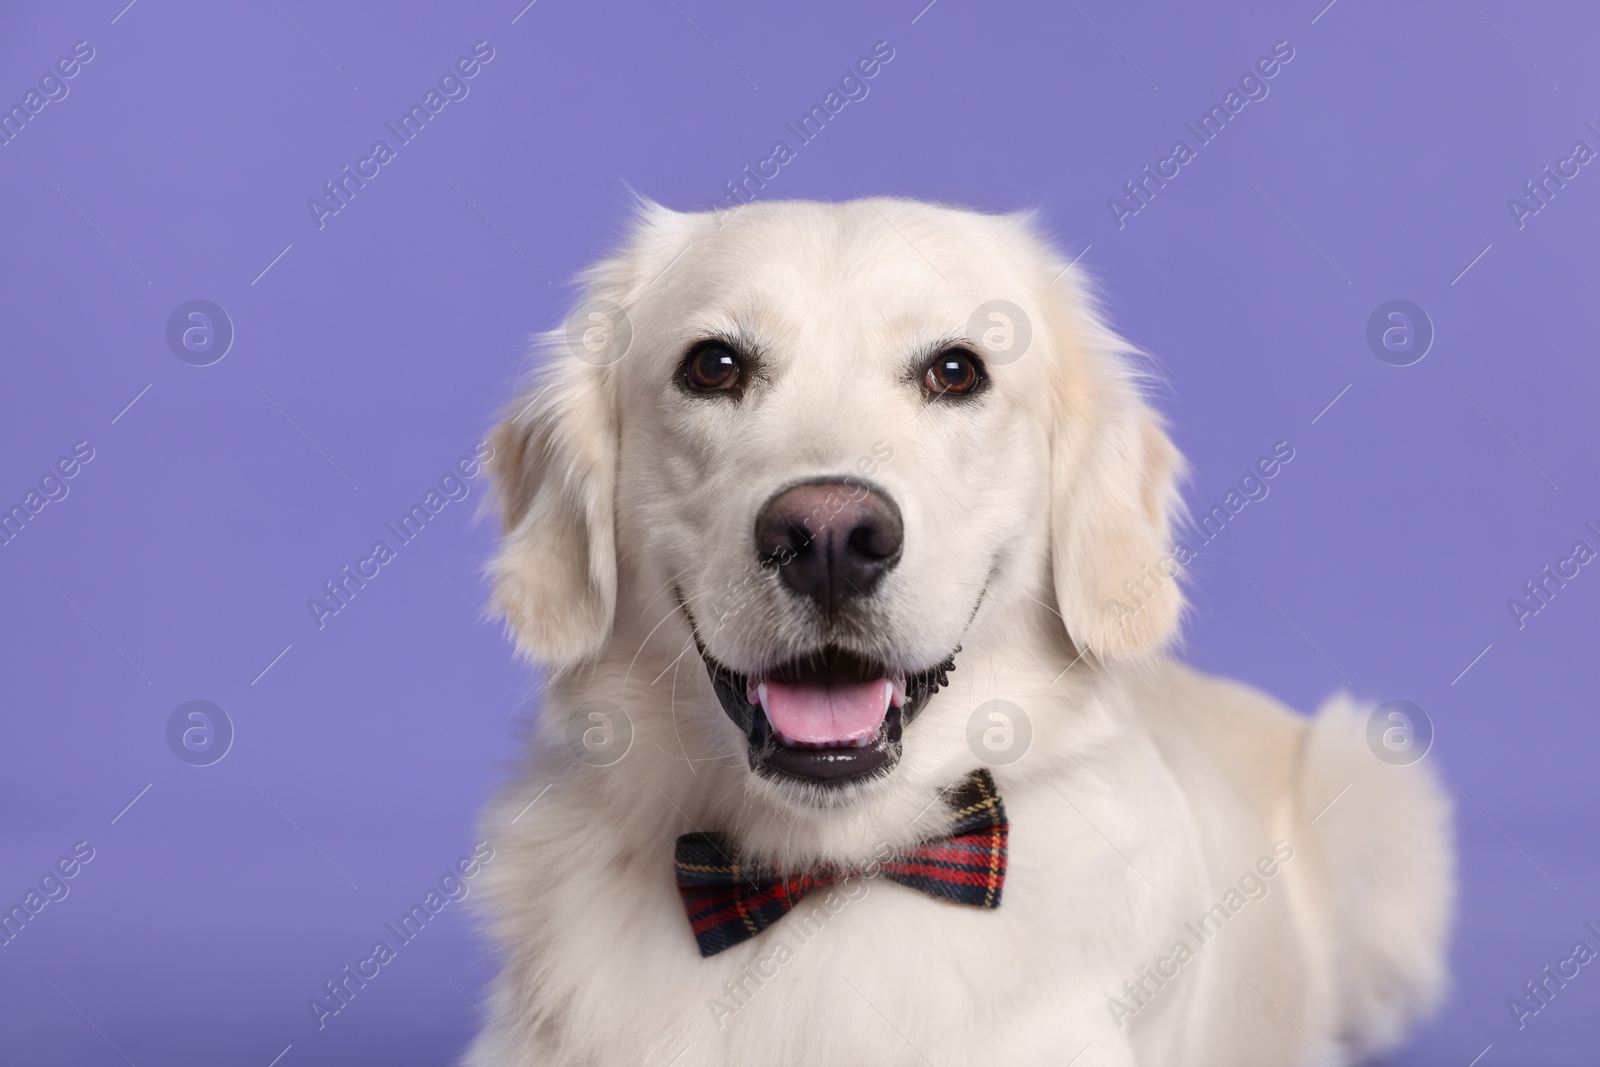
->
[[490, 199, 1182, 806]]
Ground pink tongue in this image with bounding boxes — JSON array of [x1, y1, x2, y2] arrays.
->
[[760, 678, 891, 744]]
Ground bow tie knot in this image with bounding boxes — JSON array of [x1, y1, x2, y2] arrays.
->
[[675, 769, 1009, 957]]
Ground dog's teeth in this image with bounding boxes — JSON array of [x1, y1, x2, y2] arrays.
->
[[772, 728, 875, 750], [777, 728, 819, 749]]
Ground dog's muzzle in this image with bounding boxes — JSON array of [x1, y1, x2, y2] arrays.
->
[[697, 643, 956, 786], [680, 477, 957, 787]]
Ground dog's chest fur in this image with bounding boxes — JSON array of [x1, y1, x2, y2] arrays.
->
[[468, 758, 1269, 1067]]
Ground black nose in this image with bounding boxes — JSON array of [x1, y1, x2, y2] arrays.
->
[[754, 479, 904, 613]]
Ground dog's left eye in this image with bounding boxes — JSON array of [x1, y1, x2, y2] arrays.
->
[[923, 348, 986, 398], [680, 342, 746, 394]]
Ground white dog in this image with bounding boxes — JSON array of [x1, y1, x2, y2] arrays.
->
[[464, 199, 1453, 1067]]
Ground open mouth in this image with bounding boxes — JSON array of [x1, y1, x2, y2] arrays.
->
[[698, 643, 957, 786]]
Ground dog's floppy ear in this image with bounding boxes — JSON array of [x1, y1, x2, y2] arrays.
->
[[488, 200, 700, 671], [488, 319, 620, 673], [1040, 264, 1186, 660]]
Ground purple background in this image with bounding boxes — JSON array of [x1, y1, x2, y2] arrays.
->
[[2, 0, 1597, 1063]]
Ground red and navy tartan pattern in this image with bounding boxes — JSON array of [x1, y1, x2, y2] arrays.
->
[[675, 769, 1008, 956]]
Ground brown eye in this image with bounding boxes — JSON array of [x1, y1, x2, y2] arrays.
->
[[681, 343, 745, 394], [923, 349, 985, 397]]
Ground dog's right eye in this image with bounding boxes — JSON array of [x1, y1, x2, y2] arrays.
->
[[680, 342, 746, 395], [923, 347, 987, 398]]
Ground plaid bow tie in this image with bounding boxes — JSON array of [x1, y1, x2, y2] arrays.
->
[[675, 769, 1008, 957]]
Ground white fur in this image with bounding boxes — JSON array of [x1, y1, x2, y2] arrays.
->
[[466, 199, 1454, 1066]]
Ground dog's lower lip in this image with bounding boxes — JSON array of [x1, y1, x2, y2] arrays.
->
[[762, 730, 892, 782], [772, 730, 876, 749]]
